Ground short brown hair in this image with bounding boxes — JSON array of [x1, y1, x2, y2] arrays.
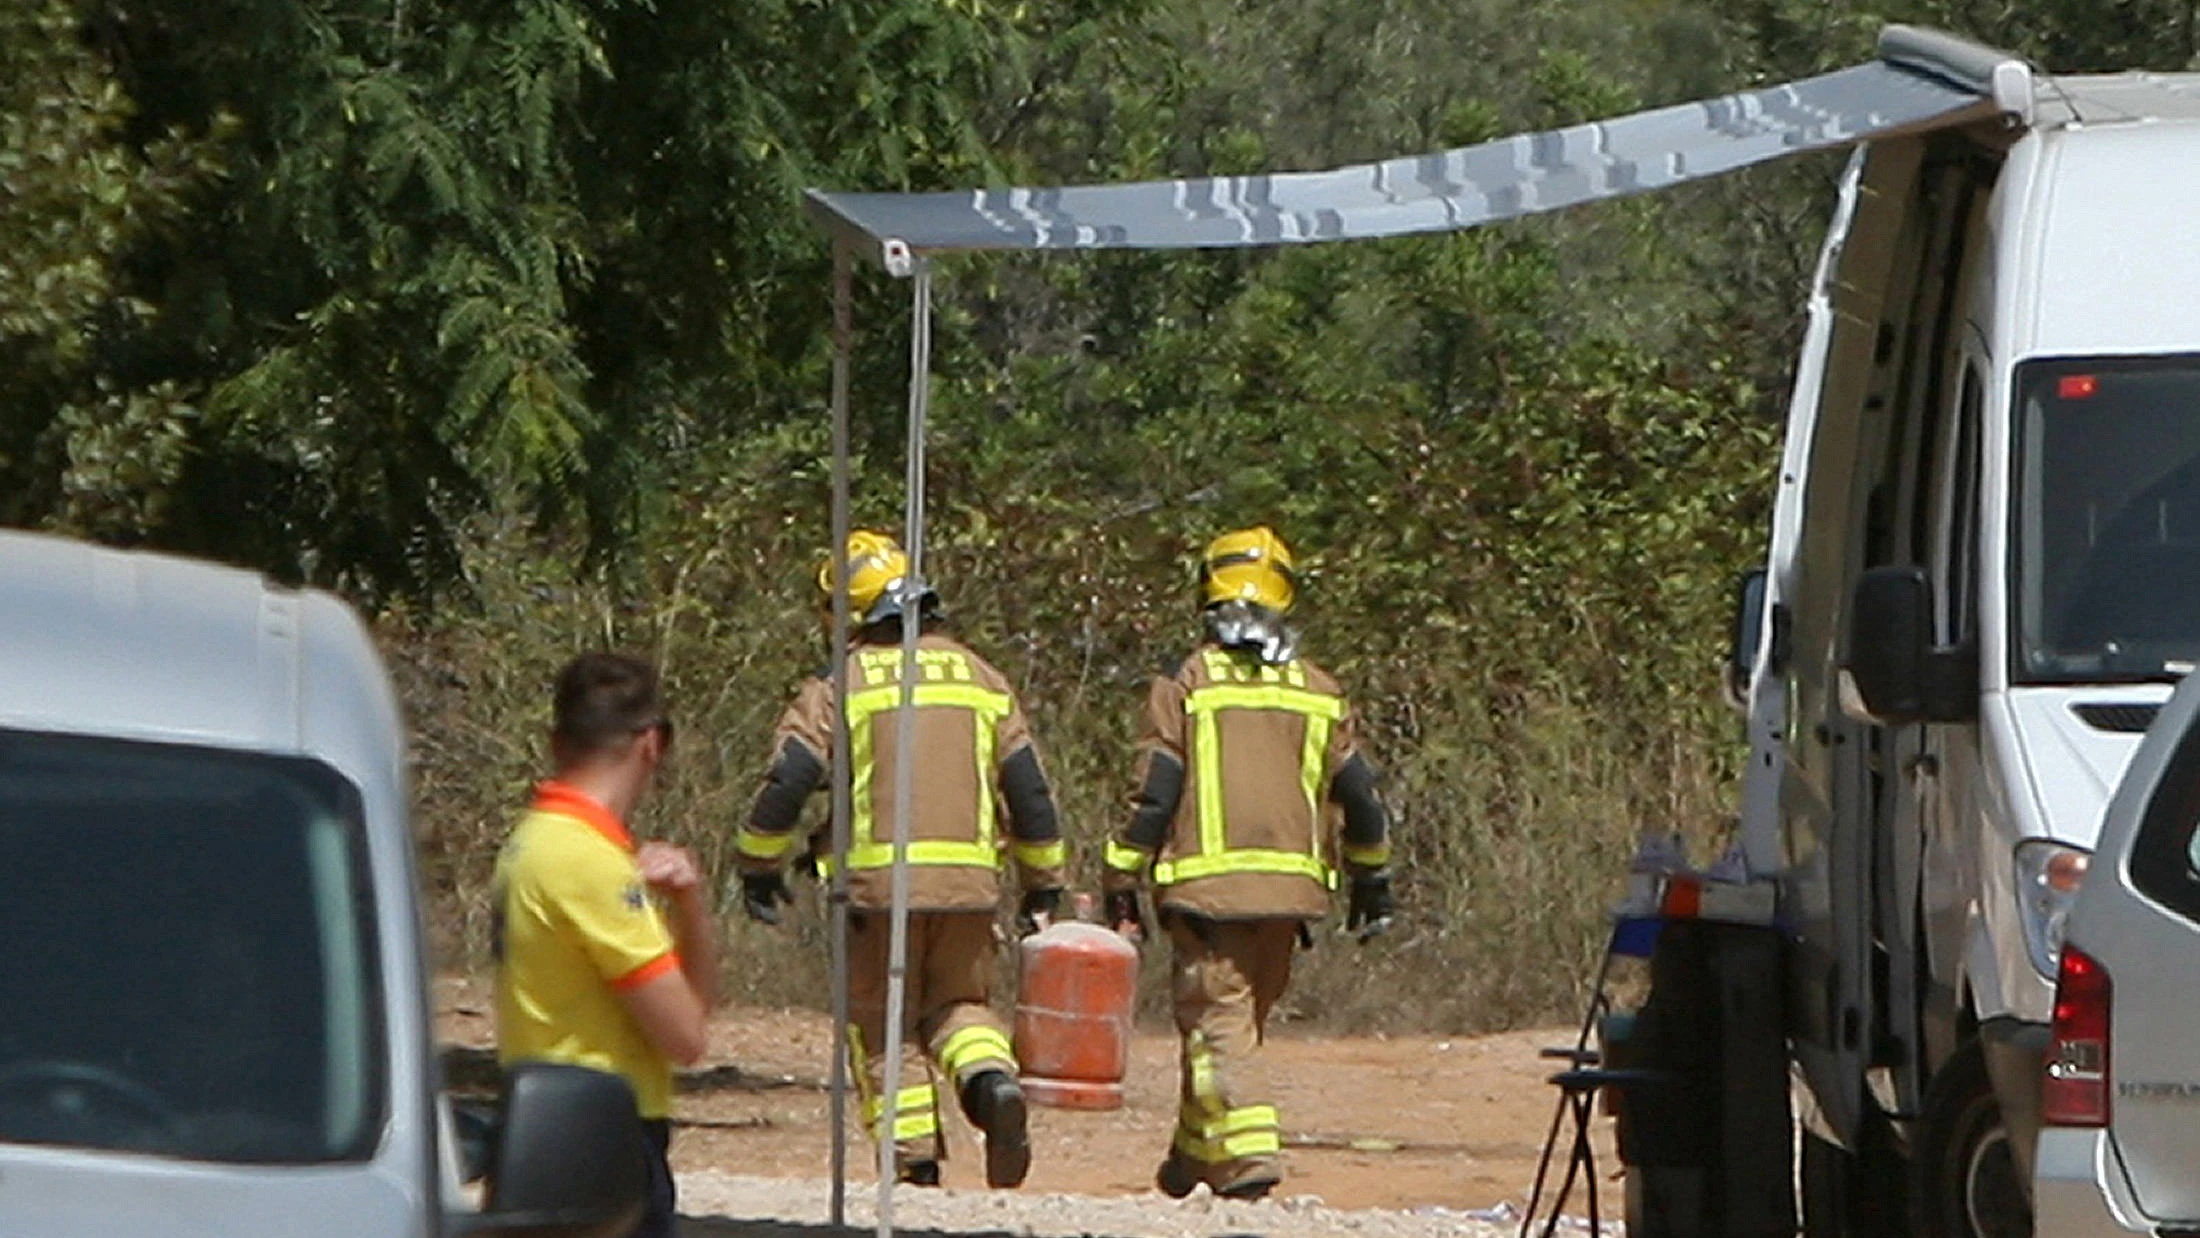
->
[[551, 653, 664, 758]]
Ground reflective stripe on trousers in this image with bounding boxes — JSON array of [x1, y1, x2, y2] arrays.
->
[[848, 1026, 941, 1147], [845, 911, 1011, 1165], [1167, 917, 1295, 1182], [1175, 1028, 1277, 1163], [938, 1023, 1016, 1081], [865, 1083, 941, 1143], [1175, 1101, 1283, 1163]]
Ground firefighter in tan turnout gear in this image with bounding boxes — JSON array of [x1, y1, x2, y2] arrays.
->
[[1103, 526, 1396, 1201], [733, 531, 1065, 1190]]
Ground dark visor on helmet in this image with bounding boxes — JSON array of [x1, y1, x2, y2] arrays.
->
[[1203, 550, 1297, 583]]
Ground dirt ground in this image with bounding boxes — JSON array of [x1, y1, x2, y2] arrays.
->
[[436, 976, 1617, 1216]]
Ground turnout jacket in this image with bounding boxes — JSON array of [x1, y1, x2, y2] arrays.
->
[[735, 631, 1066, 911], [1103, 643, 1391, 920]]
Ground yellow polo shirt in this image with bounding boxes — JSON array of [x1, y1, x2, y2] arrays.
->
[[493, 782, 679, 1118]]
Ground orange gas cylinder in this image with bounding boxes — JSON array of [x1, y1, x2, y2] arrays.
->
[[1014, 915, 1139, 1110]]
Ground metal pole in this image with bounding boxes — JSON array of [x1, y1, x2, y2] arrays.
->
[[826, 244, 855, 1228], [877, 255, 931, 1238]]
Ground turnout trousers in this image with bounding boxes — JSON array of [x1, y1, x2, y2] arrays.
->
[[848, 909, 1018, 1170], [1164, 913, 1297, 1192]]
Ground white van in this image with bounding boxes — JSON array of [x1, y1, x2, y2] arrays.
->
[[0, 529, 643, 1237], [1731, 63, 2200, 1238]]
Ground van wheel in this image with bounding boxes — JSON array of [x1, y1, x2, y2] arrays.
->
[[1802, 1109, 1909, 1238], [1914, 1041, 2032, 1238]]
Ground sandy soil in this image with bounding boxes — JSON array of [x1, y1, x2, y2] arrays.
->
[[436, 976, 1619, 1226]]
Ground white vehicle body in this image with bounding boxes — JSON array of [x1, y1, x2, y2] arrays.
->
[[1738, 72, 2200, 1237], [0, 530, 638, 1238]]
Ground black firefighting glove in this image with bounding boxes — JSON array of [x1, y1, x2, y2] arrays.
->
[[1105, 889, 1147, 944], [792, 831, 824, 881], [740, 871, 794, 926], [1345, 873, 1395, 942], [1015, 888, 1064, 937]]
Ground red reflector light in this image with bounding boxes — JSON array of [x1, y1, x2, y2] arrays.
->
[[2058, 374, 2101, 400], [2044, 944, 2112, 1127], [1660, 874, 1702, 918]]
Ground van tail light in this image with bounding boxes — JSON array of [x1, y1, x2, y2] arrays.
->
[[2044, 944, 2112, 1127]]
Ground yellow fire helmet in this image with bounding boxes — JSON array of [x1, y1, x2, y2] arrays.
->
[[817, 530, 935, 625], [1199, 526, 1297, 614]]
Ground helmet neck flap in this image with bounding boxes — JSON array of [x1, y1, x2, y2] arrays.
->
[[1205, 599, 1299, 666]]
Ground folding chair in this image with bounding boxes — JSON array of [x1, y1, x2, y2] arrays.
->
[[1517, 914, 1666, 1238]]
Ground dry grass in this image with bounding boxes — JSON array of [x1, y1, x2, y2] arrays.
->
[[386, 515, 1739, 1035]]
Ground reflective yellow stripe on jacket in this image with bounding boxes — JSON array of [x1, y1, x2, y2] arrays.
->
[[1103, 838, 1150, 875], [837, 648, 1012, 872], [1153, 651, 1344, 889]]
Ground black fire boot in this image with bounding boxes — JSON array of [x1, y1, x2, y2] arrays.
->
[[1155, 1152, 1202, 1199], [897, 1158, 942, 1188], [961, 1069, 1031, 1189], [1216, 1165, 1281, 1201]]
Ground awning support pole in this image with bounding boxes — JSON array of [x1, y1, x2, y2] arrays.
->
[[878, 253, 932, 1238], [826, 242, 855, 1229]]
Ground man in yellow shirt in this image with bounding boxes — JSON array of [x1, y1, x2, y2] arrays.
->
[[494, 653, 720, 1238]]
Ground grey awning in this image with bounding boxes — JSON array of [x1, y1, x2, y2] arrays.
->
[[806, 56, 1994, 258]]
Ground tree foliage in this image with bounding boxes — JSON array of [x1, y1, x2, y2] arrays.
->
[[31, 0, 1130, 593], [0, 0, 216, 538], [14, 0, 2190, 586], [7, 0, 2191, 1022]]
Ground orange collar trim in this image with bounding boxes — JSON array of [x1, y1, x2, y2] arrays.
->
[[532, 781, 633, 852]]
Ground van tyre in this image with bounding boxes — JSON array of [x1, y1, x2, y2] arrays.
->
[[1802, 1108, 1909, 1238], [1913, 1040, 2031, 1238]]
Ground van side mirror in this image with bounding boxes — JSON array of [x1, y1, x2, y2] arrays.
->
[[466, 1063, 647, 1238], [452, 1096, 497, 1184], [1844, 565, 1977, 724]]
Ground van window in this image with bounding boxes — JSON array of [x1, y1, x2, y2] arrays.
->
[[2013, 354, 2200, 683], [0, 730, 384, 1164], [1933, 363, 1984, 644]]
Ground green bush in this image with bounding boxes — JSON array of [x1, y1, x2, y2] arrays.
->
[[391, 253, 1771, 1032]]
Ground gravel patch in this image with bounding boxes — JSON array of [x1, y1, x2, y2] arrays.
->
[[675, 1171, 1542, 1238]]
